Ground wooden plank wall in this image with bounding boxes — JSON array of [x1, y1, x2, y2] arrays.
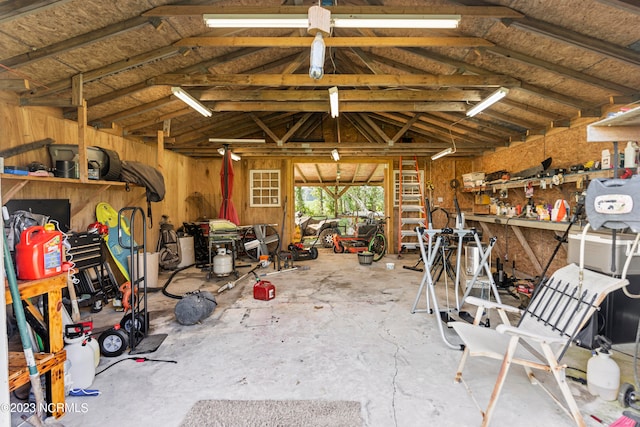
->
[[2, 89, 613, 273], [0, 92, 210, 249], [469, 123, 617, 278]]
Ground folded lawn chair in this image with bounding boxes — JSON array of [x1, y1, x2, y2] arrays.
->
[[451, 262, 629, 426]]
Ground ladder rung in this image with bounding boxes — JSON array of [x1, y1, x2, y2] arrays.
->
[[402, 218, 425, 224], [400, 230, 417, 237]]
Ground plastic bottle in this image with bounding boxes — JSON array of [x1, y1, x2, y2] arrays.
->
[[624, 141, 638, 168], [64, 335, 96, 389], [601, 149, 611, 169], [587, 336, 620, 401], [85, 334, 101, 368]]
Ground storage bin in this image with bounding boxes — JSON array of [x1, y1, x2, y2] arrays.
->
[[358, 251, 373, 265], [567, 231, 640, 275]]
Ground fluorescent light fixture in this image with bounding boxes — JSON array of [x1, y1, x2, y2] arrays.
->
[[204, 14, 309, 28], [203, 14, 460, 29], [332, 14, 460, 29], [217, 146, 241, 161], [465, 87, 509, 118], [209, 138, 265, 144], [171, 87, 212, 117], [431, 147, 454, 161], [328, 86, 339, 118], [309, 33, 325, 80], [331, 149, 340, 161]]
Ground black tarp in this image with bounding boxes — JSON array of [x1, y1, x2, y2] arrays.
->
[[119, 161, 165, 226]]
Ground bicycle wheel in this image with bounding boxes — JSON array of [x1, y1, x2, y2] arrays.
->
[[242, 224, 280, 261], [369, 233, 387, 261]]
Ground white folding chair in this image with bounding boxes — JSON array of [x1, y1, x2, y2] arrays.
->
[[451, 262, 629, 426]]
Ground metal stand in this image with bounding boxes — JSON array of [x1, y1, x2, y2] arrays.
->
[[411, 198, 501, 350], [118, 207, 167, 354]]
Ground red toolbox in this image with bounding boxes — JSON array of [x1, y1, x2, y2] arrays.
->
[[253, 280, 276, 301]]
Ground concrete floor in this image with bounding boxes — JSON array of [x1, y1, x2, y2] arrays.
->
[[12, 249, 639, 426]]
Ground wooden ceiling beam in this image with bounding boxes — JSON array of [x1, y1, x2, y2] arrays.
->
[[349, 47, 387, 76], [0, 79, 29, 91], [506, 17, 640, 67], [518, 83, 594, 110], [27, 46, 184, 98], [594, 0, 640, 13], [344, 114, 386, 144], [373, 112, 499, 146], [176, 37, 494, 48], [397, 46, 601, 112], [209, 101, 466, 113], [123, 107, 193, 134], [482, 46, 637, 95], [143, 5, 524, 18], [389, 113, 422, 146], [477, 111, 538, 130], [199, 89, 482, 102], [250, 113, 281, 144], [1, 16, 152, 71], [0, 0, 73, 24], [91, 97, 178, 128], [149, 73, 521, 87]]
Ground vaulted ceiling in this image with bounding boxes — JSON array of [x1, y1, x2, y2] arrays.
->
[[0, 0, 638, 160]]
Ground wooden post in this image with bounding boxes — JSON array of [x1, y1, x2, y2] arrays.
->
[[157, 129, 165, 170], [385, 158, 395, 254], [77, 99, 88, 182]]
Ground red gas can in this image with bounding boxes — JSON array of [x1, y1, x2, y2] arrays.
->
[[253, 280, 276, 301], [16, 225, 64, 280]]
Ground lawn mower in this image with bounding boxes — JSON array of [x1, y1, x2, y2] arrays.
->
[[287, 214, 322, 261]]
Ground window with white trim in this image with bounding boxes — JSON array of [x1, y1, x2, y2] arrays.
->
[[250, 170, 281, 207]]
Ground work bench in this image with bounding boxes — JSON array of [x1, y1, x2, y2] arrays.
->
[[464, 214, 580, 278]]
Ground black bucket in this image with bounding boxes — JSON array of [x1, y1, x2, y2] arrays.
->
[[55, 160, 78, 178]]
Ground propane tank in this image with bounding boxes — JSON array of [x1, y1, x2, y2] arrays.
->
[[213, 247, 233, 276], [587, 335, 620, 401], [64, 334, 96, 389]]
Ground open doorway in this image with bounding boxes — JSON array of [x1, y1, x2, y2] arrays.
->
[[292, 161, 388, 249]]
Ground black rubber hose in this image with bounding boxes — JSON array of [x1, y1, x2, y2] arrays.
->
[[145, 264, 196, 299]]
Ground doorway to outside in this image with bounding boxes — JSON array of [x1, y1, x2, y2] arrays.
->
[[293, 161, 387, 249]]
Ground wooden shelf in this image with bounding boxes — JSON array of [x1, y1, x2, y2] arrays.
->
[[465, 214, 577, 232], [587, 105, 640, 142], [462, 169, 614, 193], [5, 274, 68, 419], [0, 173, 128, 186]]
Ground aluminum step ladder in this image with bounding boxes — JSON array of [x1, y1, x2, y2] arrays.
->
[[398, 156, 426, 253]]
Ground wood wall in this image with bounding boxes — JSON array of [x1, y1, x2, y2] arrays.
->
[[467, 121, 617, 278], [2, 90, 612, 275]]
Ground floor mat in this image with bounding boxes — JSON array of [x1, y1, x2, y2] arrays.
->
[[179, 399, 362, 427]]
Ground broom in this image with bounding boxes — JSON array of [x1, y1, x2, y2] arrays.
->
[[3, 232, 64, 427], [609, 410, 640, 427]]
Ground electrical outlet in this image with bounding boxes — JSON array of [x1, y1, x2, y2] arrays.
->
[[437, 197, 443, 203]]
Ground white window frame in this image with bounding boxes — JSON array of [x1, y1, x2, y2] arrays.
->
[[250, 169, 281, 207]]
